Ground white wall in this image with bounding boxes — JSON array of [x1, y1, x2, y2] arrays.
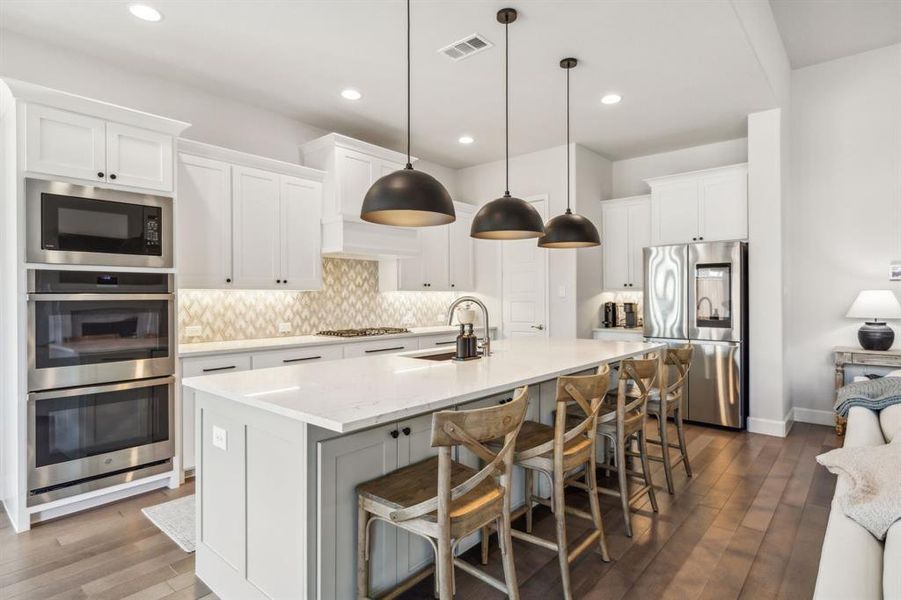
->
[[458, 144, 611, 339], [788, 44, 901, 419], [575, 145, 613, 337], [611, 138, 748, 198], [0, 30, 459, 198]]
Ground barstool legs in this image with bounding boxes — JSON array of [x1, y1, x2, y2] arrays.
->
[[657, 413, 675, 494], [586, 456, 611, 561], [614, 436, 632, 537], [676, 409, 692, 477], [638, 430, 658, 513], [498, 513, 521, 600]]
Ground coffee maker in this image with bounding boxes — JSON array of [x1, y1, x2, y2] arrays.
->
[[623, 302, 638, 328], [603, 302, 618, 328]]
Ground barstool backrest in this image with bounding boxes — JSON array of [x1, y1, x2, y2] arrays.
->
[[663, 346, 694, 400], [389, 386, 529, 524], [618, 355, 660, 416]]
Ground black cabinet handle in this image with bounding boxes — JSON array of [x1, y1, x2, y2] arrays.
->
[[451, 284, 455, 288], [283, 280, 288, 284], [498, 397, 513, 405], [226, 278, 232, 283], [699, 236, 704, 240], [109, 173, 117, 180], [435, 340, 456, 346], [402, 427, 411, 436], [283, 356, 321, 363], [365, 346, 405, 354], [202, 365, 237, 373], [277, 279, 281, 284], [390, 430, 400, 439], [97, 171, 105, 178]]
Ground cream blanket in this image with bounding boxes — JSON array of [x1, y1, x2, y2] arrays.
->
[[817, 438, 901, 540]]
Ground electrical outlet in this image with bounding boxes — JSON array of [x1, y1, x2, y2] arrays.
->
[[558, 285, 567, 298], [212, 426, 227, 451], [278, 322, 292, 334], [185, 325, 203, 337]]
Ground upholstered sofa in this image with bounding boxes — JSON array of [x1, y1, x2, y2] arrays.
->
[[813, 404, 901, 599]]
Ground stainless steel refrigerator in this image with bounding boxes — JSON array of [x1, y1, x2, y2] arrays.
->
[[643, 242, 748, 429]]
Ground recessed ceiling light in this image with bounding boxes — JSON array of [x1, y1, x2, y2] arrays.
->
[[458, 135, 474, 145], [601, 93, 622, 105], [129, 4, 162, 22], [341, 89, 362, 100]]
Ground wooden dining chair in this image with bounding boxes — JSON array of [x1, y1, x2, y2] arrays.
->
[[644, 345, 694, 494], [572, 355, 660, 538], [483, 367, 611, 600], [356, 386, 529, 600]]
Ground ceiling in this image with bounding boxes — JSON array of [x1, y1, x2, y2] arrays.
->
[[770, 0, 901, 69], [0, 1, 784, 168]]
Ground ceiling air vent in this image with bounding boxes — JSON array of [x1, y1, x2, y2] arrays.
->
[[438, 34, 493, 61]]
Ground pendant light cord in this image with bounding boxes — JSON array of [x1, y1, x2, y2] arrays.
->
[[405, 0, 412, 169], [504, 18, 510, 196], [565, 65, 571, 213]]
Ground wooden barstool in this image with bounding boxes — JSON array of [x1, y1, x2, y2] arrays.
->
[[645, 346, 694, 494], [483, 367, 611, 600], [572, 356, 659, 538], [356, 386, 529, 600]]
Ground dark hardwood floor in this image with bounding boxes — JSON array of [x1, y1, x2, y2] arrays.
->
[[0, 422, 839, 600]]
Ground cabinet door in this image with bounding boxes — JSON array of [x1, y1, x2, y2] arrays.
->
[[180, 353, 252, 471], [232, 166, 282, 289], [318, 424, 399, 599], [280, 175, 323, 290], [699, 169, 747, 242], [395, 414, 439, 584], [250, 345, 343, 370], [177, 154, 233, 288], [397, 252, 427, 291], [106, 123, 173, 191], [627, 201, 651, 289], [342, 339, 417, 358], [336, 148, 376, 219], [25, 105, 106, 182], [651, 180, 699, 245], [602, 203, 630, 290], [448, 209, 474, 291], [422, 225, 449, 290]]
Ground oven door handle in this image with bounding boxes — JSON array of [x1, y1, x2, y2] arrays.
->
[[27, 375, 176, 402], [27, 293, 175, 302]]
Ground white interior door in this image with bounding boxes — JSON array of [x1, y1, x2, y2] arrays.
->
[[502, 197, 548, 339]]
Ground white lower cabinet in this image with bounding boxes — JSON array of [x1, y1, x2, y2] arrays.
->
[[180, 353, 252, 471], [417, 332, 459, 350], [317, 413, 434, 599], [251, 345, 343, 369], [342, 338, 418, 358]]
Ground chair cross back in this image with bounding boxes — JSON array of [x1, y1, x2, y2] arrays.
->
[[388, 386, 529, 524], [662, 347, 693, 397], [619, 356, 660, 415]]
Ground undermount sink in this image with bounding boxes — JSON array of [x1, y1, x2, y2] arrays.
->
[[407, 350, 484, 362]]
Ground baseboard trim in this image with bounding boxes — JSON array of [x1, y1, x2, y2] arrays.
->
[[793, 407, 835, 426], [747, 409, 794, 438]]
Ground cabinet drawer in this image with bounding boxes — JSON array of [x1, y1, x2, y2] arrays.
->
[[417, 333, 459, 350], [251, 345, 343, 370], [182, 353, 252, 377], [342, 339, 417, 358]]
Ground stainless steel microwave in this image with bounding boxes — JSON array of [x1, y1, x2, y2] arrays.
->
[[26, 179, 173, 268]]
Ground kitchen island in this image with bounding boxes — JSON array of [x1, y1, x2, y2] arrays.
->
[[183, 337, 663, 600]]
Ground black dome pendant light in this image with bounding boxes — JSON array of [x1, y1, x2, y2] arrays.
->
[[470, 8, 545, 240], [538, 58, 600, 248], [360, 0, 455, 227]]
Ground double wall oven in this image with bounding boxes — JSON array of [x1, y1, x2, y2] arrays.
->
[[25, 180, 176, 505]]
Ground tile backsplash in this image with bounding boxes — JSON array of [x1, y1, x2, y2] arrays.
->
[[178, 258, 456, 343]]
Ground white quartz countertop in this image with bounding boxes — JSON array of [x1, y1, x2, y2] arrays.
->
[[183, 337, 664, 433], [178, 325, 495, 358]]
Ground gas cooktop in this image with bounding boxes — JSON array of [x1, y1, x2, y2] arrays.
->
[[316, 327, 411, 338]]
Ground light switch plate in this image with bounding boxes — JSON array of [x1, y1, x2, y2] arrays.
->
[[558, 285, 566, 298], [212, 426, 227, 451], [185, 325, 203, 337], [278, 322, 292, 334]]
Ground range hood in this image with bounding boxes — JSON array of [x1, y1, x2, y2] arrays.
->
[[321, 217, 419, 260]]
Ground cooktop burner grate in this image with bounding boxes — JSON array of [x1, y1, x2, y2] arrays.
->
[[316, 327, 411, 338]]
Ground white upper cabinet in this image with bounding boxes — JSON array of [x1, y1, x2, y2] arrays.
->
[[280, 175, 323, 291], [383, 202, 474, 292], [448, 205, 475, 291], [105, 123, 173, 191], [602, 195, 650, 290], [177, 154, 233, 288], [232, 166, 282, 289], [26, 105, 106, 182], [647, 163, 748, 245], [176, 140, 325, 291], [25, 104, 175, 192], [301, 133, 418, 258]]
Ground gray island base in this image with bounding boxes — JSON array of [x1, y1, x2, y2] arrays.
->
[[183, 338, 664, 599]]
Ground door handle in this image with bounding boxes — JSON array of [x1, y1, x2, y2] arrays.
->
[[530, 324, 545, 331]]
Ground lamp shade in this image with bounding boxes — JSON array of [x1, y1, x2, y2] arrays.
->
[[538, 209, 600, 248], [846, 290, 901, 320], [470, 193, 545, 240], [360, 167, 456, 227]]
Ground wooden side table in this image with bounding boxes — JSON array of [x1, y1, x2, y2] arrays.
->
[[834, 346, 901, 434]]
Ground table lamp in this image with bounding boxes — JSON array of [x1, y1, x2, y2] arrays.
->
[[846, 290, 901, 350]]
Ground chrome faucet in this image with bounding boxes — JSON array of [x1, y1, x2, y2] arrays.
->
[[446, 296, 491, 356]]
